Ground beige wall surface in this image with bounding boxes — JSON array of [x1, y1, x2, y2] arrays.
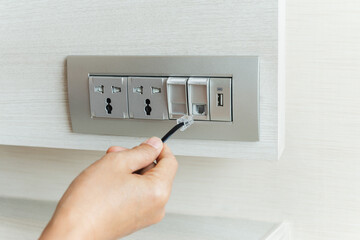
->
[[1, 0, 360, 240]]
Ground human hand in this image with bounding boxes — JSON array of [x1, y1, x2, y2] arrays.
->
[[39, 137, 178, 240]]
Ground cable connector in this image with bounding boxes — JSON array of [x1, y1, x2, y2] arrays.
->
[[161, 115, 195, 142], [176, 115, 194, 132]]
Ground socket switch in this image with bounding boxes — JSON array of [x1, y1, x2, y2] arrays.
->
[[89, 76, 128, 118], [187, 78, 210, 120], [128, 77, 168, 120], [210, 78, 232, 121], [167, 77, 188, 120]]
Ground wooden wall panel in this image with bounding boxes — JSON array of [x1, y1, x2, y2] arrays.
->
[[0, 0, 283, 160]]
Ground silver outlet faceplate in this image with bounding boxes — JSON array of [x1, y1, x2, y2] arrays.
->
[[67, 56, 259, 141]]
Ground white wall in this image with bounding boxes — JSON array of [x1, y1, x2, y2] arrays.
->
[[0, 0, 282, 160], [1, 0, 360, 239]]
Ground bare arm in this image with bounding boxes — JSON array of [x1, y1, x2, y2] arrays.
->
[[39, 137, 178, 240]]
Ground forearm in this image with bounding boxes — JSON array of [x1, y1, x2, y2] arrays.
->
[[40, 210, 92, 240]]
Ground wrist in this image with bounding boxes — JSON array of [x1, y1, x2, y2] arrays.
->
[[40, 209, 93, 240]]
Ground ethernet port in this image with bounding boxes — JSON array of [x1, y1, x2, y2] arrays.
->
[[192, 104, 206, 116]]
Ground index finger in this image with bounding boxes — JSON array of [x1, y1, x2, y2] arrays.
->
[[144, 144, 178, 182]]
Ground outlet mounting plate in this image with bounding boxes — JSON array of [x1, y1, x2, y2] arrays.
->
[[67, 56, 259, 141]]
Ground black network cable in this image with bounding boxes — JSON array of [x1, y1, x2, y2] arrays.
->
[[160, 116, 194, 143], [161, 122, 185, 142]]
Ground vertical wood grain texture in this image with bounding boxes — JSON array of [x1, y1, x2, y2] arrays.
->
[[0, 0, 282, 160], [1, 0, 360, 240]]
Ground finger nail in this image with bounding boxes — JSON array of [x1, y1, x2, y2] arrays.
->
[[144, 137, 163, 150]]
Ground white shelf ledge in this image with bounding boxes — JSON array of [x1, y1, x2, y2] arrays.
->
[[0, 197, 290, 240], [126, 214, 290, 240]]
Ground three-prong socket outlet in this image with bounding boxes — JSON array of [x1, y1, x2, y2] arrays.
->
[[128, 77, 168, 120], [89, 77, 128, 118]]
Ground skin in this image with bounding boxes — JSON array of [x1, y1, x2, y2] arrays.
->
[[39, 137, 178, 240]]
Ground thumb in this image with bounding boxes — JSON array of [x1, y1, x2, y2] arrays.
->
[[121, 137, 163, 173]]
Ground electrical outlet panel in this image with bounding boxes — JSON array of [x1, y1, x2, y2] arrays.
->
[[88, 76, 232, 122], [68, 56, 259, 141]]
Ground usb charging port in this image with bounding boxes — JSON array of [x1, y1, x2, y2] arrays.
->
[[217, 93, 223, 106]]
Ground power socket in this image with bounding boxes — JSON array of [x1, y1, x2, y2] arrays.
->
[[89, 76, 128, 118], [128, 77, 168, 120]]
